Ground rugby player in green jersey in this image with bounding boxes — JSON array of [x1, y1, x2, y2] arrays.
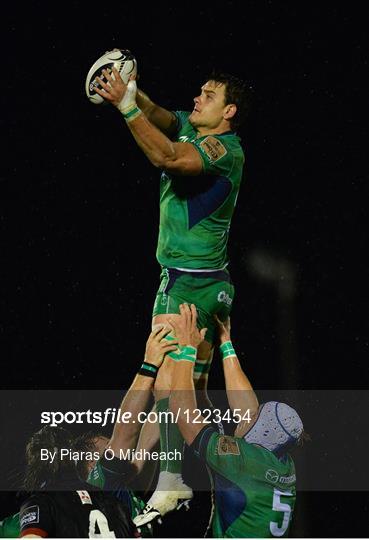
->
[[166, 304, 304, 538], [95, 62, 252, 519]]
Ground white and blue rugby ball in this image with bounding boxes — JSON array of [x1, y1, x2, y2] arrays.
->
[[85, 49, 137, 104]]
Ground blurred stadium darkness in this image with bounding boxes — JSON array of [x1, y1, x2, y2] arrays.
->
[[1, 1, 367, 537]]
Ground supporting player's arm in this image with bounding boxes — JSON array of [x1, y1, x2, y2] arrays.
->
[[108, 326, 178, 454], [168, 304, 209, 445], [95, 69, 203, 176], [215, 316, 259, 431]]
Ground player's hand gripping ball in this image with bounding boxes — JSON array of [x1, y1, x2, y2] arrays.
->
[[85, 49, 137, 104]]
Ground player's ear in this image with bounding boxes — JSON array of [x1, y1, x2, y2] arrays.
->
[[224, 104, 237, 121]]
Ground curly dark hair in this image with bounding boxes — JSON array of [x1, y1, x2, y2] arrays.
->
[[24, 426, 80, 490], [207, 70, 254, 131], [24, 427, 136, 491], [74, 430, 107, 480]]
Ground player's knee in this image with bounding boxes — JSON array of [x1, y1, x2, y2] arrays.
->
[[151, 322, 167, 332], [197, 340, 213, 361]]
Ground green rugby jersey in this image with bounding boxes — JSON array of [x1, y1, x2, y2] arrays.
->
[[157, 111, 245, 270], [192, 427, 296, 538]]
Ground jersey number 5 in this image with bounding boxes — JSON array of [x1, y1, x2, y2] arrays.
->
[[89, 509, 116, 538], [270, 489, 293, 537]]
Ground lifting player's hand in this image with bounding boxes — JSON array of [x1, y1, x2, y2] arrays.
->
[[144, 326, 178, 368], [168, 303, 207, 349], [214, 315, 231, 344], [95, 68, 137, 111]]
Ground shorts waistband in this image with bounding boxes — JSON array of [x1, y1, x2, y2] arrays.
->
[[164, 266, 232, 284], [173, 264, 228, 273]]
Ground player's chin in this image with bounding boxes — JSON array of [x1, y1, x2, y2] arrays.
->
[[189, 112, 199, 126]]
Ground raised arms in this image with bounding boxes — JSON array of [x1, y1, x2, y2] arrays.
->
[[95, 69, 203, 176]]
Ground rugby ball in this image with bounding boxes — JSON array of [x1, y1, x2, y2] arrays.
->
[[85, 49, 137, 104]]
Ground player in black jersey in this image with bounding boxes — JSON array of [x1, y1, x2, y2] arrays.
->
[[19, 326, 178, 538], [19, 425, 135, 538]]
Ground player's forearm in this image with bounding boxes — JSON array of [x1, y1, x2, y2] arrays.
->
[[136, 89, 155, 116], [126, 113, 178, 168], [109, 374, 153, 453], [170, 361, 199, 445], [222, 353, 259, 416], [136, 89, 176, 135]]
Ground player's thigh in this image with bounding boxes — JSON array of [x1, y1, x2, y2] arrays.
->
[[151, 267, 222, 333], [151, 267, 233, 377], [153, 313, 212, 359], [132, 407, 160, 477], [166, 270, 235, 344], [152, 314, 177, 390], [153, 313, 213, 391], [152, 271, 234, 344]]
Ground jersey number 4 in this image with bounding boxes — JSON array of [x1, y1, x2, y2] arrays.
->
[[270, 489, 293, 537], [89, 509, 116, 538]]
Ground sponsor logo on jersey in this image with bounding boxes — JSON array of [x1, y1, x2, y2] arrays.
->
[[279, 474, 296, 484], [77, 490, 92, 505], [265, 469, 296, 485], [217, 435, 240, 456], [178, 135, 190, 142], [217, 291, 233, 306], [20, 506, 39, 528], [200, 136, 227, 162], [265, 469, 279, 483]]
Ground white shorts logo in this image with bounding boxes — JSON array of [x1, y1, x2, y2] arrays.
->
[[217, 291, 233, 306]]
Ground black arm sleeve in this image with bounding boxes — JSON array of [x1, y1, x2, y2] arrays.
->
[[20, 494, 53, 537]]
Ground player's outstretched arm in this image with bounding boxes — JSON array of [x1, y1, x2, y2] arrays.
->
[[108, 326, 178, 454], [96, 49, 177, 136], [136, 88, 178, 138], [94, 69, 203, 176], [215, 316, 259, 423], [168, 304, 209, 446]]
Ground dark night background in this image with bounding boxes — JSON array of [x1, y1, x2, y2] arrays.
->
[[1, 1, 368, 537]]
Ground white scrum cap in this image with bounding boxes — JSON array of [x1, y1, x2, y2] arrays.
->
[[244, 401, 303, 454]]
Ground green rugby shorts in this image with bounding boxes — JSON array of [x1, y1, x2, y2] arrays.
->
[[152, 267, 235, 345]]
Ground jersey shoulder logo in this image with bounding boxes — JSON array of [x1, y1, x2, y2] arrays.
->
[[217, 435, 240, 456], [200, 136, 228, 162]]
